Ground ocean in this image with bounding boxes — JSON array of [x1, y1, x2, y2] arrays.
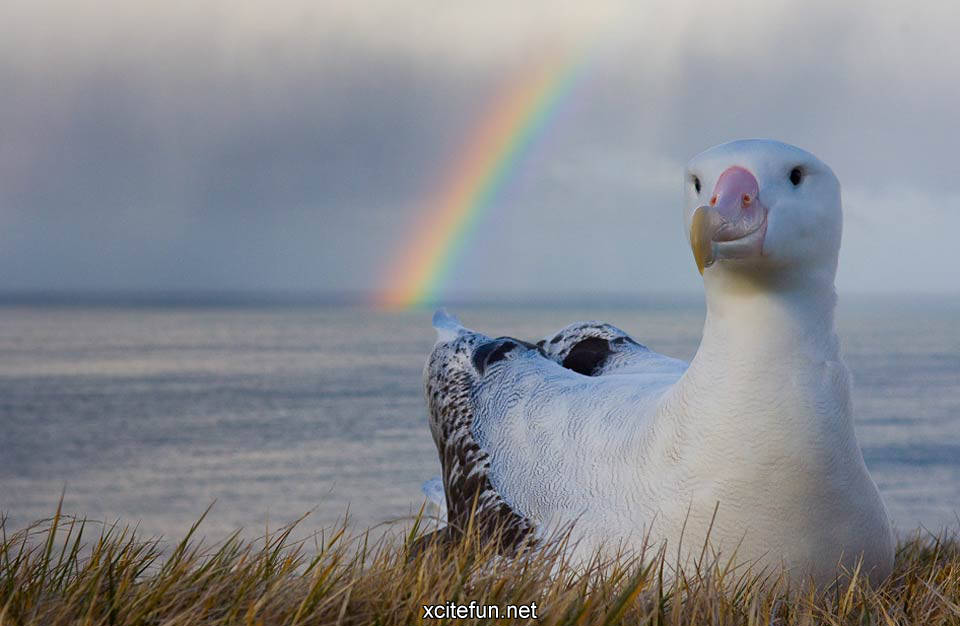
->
[[1, 296, 957, 543]]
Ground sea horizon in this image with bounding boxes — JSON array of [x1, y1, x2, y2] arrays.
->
[[0, 288, 958, 310]]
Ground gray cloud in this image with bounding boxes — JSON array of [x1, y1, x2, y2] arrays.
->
[[0, 0, 957, 296]]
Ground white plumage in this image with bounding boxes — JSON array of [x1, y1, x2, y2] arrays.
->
[[421, 139, 894, 585]]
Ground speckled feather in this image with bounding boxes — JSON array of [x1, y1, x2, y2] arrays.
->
[[420, 327, 533, 551], [420, 315, 684, 553], [537, 321, 650, 376]]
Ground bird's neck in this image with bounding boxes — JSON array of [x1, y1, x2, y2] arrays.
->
[[697, 264, 841, 365], [662, 263, 849, 444]]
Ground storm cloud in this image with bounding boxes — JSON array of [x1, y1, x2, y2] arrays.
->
[[1, 0, 957, 297]]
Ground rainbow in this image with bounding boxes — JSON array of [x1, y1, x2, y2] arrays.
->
[[375, 51, 586, 310]]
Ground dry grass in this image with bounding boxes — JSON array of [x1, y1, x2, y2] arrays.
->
[[2, 501, 959, 625]]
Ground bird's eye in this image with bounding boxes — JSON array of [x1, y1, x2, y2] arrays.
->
[[789, 167, 803, 186], [692, 176, 701, 194]]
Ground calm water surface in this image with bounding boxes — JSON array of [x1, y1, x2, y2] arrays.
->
[[1, 298, 957, 541]]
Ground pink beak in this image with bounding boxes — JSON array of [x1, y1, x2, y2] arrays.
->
[[690, 166, 767, 274]]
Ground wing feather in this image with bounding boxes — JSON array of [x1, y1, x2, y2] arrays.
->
[[421, 327, 534, 552], [419, 313, 687, 552], [538, 321, 686, 376]]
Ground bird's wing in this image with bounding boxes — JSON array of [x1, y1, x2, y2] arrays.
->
[[422, 310, 536, 550], [537, 320, 688, 377], [422, 310, 686, 549]]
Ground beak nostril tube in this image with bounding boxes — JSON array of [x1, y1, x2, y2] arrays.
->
[[708, 166, 759, 217], [689, 165, 766, 274]]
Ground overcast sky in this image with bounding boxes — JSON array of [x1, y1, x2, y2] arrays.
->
[[1, 0, 957, 299]]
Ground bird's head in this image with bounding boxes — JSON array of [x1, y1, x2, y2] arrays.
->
[[683, 139, 842, 285]]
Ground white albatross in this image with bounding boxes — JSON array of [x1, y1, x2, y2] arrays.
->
[[418, 139, 894, 585]]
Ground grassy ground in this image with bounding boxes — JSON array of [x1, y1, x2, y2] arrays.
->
[[1, 502, 958, 625]]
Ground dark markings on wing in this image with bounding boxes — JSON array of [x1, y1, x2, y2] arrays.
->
[[561, 336, 614, 376], [415, 333, 535, 556], [540, 321, 648, 376], [472, 339, 517, 375]]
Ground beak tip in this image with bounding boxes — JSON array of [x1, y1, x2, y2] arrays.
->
[[689, 206, 714, 277]]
